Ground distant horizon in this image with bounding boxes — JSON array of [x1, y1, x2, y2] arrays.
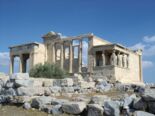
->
[[0, 0, 155, 83]]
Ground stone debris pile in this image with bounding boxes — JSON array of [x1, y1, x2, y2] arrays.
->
[[0, 73, 155, 116]]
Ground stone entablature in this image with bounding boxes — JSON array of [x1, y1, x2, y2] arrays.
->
[[10, 42, 39, 55], [9, 31, 143, 84]]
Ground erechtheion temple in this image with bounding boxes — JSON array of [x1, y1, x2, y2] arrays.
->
[[9, 31, 143, 84]]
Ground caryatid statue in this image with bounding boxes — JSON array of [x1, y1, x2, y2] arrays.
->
[[117, 52, 122, 67], [110, 50, 117, 66], [126, 54, 129, 68], [122, 54, 127, 68], [102, 51, 105, 66]]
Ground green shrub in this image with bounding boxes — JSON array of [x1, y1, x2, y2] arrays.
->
[[29, 63, 67, 79]]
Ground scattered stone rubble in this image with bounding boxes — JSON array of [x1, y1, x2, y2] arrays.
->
[[0, 73, 155, 116]]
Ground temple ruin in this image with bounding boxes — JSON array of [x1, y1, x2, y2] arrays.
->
[[9, 31, 143, 84]]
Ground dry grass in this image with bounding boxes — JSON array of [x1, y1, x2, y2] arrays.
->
[[54, 90, 133, 101]]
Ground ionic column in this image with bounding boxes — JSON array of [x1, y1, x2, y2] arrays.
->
[[9, 55, 14, 74], [102, 51, 105, 66], [19, 54, 23, 73], [69, 41, 73, 73], [78, 40, 82, 73], [60, 43, 64, 69], [52, 43, 56, 63], [88, 38, 93, 73], [29, 53, 33, 70]]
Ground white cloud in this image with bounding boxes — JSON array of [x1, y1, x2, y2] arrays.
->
[[129, 35, 155, 57], [0, 52, 9, 60], [142, 60, 154, 69], [129, 43, 145, 50], [143, 35, 155, 43], [0, 52, 10, 66], [0, 52, 20, 73], [129, 35, 155, 71], [144, 45, 155, 56]]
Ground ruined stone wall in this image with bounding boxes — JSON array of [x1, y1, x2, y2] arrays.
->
[[93, 66, 115, 81], [30, 44, 46, 68]]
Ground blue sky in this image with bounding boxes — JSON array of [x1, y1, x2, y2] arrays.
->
[[0, 0, 155, 82]]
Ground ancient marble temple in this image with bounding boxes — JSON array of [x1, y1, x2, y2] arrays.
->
[[9, 31, 143, 84]]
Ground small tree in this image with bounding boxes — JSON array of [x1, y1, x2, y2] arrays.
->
[[29, 63, 67, 79]]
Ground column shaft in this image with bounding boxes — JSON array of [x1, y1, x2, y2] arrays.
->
[[60, 43, 64, 69], [9, 56, 14, 74], [88, 38, 93, 73], [69, 41, 73, 73], [19, 54, 23, 73], [94, 53, 96, 67], [52, 43, 56, 63], [102, 51, 105, 66], [139, 55, 143, 82], [78, 40, 82, 73], [29, 53, 33, 70]]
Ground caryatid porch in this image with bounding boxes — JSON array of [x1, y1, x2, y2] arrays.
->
[[93, 44, 130, 68], [92, 44, 143, 83]]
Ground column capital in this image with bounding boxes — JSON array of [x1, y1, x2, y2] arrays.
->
[[10, 55, 14, 59], [102, 51, 105, 55], [112, 49, 116, 53], [69, 40, 73, 44]]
